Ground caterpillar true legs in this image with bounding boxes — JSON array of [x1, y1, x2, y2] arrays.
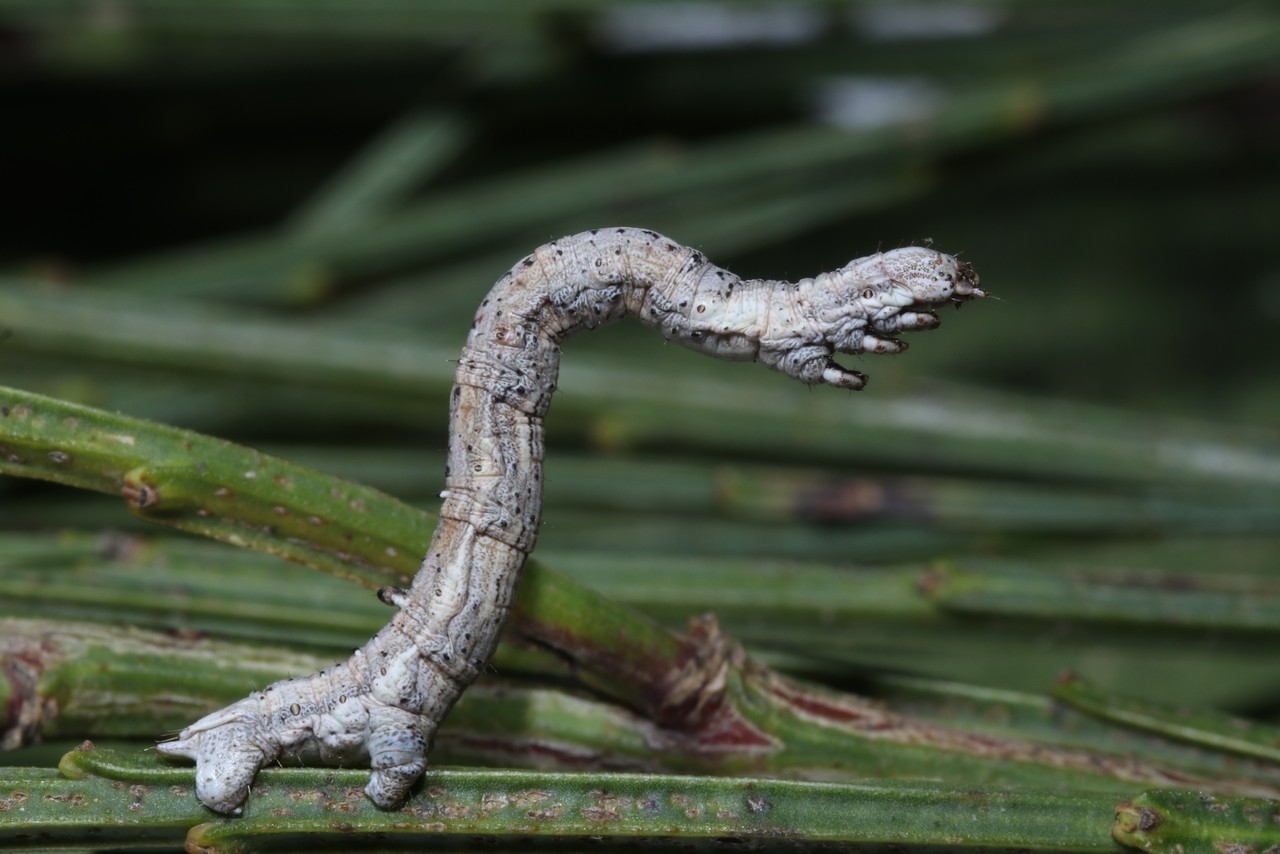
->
[[158, 227, 984, 815]]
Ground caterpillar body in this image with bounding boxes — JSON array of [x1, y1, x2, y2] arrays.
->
[[158, 227, 985, 814]]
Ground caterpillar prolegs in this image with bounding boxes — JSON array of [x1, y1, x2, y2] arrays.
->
[[158, 227, 985, 814]]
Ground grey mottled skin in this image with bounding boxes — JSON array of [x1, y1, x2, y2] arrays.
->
[[158, 227, 984, 815]]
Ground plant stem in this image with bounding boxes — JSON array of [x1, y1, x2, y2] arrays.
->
[[926, 559, 1280, 634], [1055, 675, 1280, 764], [1115, 789, 1280, 854], [286, 110, 468, 241], [0, 743, 1132, 853]]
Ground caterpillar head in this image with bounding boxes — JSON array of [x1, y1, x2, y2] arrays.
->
[[839, 246, 984, 325], [878, 246, 983, 304], [766, 246, 985, 390], [833, 246, 985, 385]]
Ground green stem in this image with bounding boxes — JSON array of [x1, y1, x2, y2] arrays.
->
[[0, 743, 1130, 853], [0, 383, 421, 589], [0, 619, 337, 745], [867, 675, 1280, 790], [926, 559, 1280, 634], [1054, 675, 1280, 764], [287, 110, 468, 241], [1115, 789, 1280, 854]]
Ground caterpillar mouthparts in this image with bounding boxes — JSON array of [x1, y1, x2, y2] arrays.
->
[[948, 260, 986, 301]]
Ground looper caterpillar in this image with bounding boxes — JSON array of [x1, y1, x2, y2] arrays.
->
[[158, 227, 985, 814]]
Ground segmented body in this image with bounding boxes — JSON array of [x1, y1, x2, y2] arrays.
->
[[159, 227, 983, 815]]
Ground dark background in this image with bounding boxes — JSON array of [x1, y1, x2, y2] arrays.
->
[[3, 2, 1278, 420]]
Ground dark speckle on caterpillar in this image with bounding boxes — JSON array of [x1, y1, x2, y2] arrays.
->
[[157, 227, 985, 815]]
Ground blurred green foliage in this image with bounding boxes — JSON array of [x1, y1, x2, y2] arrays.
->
[[2, 0, 1277, 416]]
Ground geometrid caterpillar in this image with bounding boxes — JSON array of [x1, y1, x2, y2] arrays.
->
[[158, 227, 986, 815]]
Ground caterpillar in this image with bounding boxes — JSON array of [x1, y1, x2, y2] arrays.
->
[[158, 227, 985, 815]]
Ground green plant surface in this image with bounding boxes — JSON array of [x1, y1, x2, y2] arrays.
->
[[4, 389, 1280, 827], [1055, 676, 1280, 765], [4, 533, 1280, 795], [17, 613, 1276, 799], [0, 743, 1133, 854], [4, 2, 1280, 850], [5, 386, 1280, 713], [1115, 789, 1280, 854]]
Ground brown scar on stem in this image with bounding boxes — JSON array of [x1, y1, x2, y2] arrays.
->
[[755, 663, 1213, 790], [793, 478, 928, 524], [121, 470, 161, 510], [1, 638, 54, 750], [652, 616, 777, 752], [1114, 800, 1162, 835]]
